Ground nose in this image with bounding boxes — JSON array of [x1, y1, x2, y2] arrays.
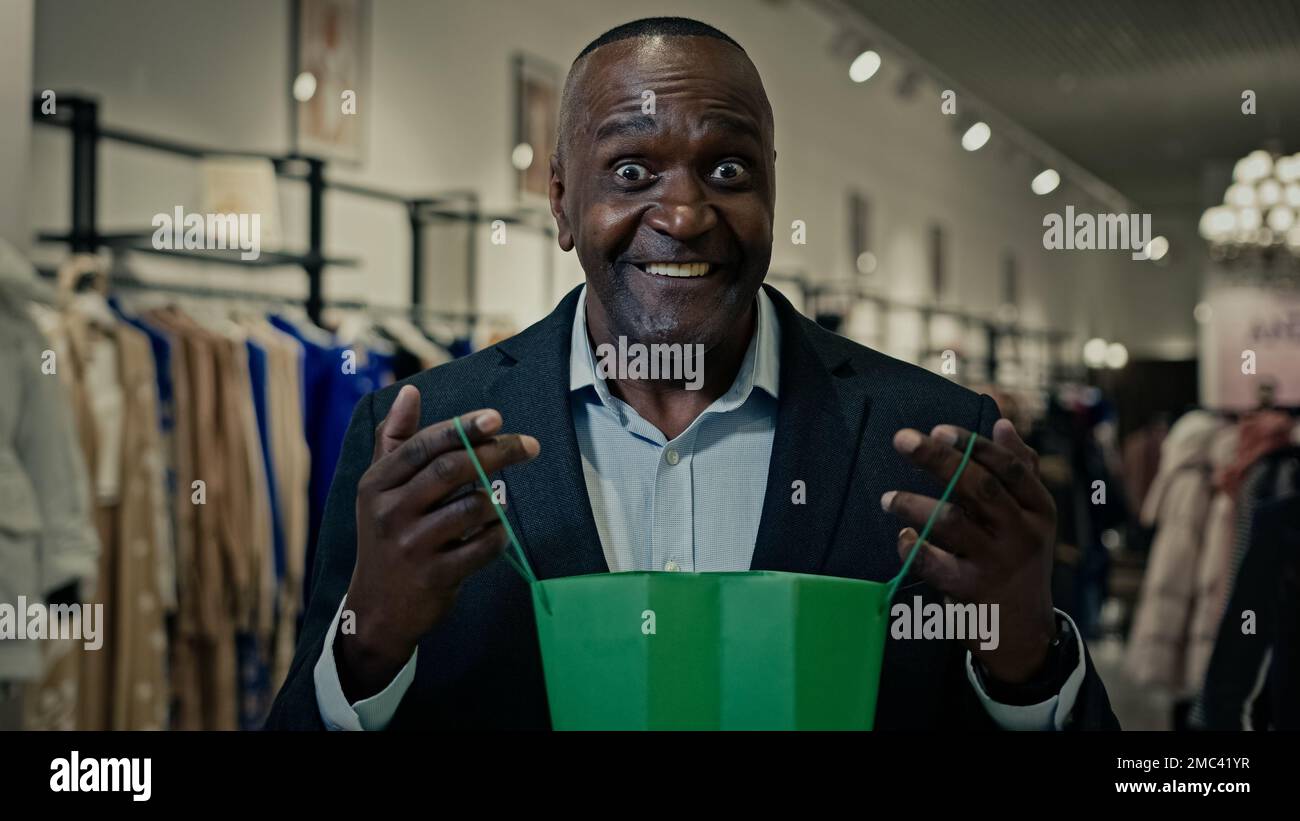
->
[[641, 172, 718, 240]]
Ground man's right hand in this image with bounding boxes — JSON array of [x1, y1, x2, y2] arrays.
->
[[336, 384, 540, 702]]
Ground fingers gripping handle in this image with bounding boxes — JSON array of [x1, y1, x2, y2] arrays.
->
[[452, 416, 551, 612], [885, 432, 979, 603], [451, 417, 975, 616]]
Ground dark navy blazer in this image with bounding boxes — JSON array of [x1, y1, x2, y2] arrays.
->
[[267, 284, 1118, 730]]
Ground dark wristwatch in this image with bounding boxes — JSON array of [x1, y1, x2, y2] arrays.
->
[[973, 611, 1078, 707]]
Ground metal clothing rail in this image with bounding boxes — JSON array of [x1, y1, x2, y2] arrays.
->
[[31, 93, 556, 324], [34, 264, 502, 327], [775, 271, 1073, 386]]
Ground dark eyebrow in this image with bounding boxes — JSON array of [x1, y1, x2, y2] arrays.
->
[[593, 114, 659, 143], [697, 111, 761, 142]]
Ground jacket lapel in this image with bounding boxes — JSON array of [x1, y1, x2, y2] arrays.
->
[[486, 286, 609, 580], [749, 285, 872, 575]]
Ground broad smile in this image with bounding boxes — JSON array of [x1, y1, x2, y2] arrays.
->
[[645, 262, 711, 278], [625, 261, 720, 279]]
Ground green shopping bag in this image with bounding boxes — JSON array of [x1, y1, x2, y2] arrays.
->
[[454, 419, 976, 730], [531, 570, 890, 729]]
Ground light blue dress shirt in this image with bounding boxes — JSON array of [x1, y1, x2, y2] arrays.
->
[[314, 285, 1086, 730], [570, 285, 780, 573]]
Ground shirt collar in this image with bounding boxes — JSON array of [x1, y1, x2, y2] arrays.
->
[[569, 284, 780, 406]]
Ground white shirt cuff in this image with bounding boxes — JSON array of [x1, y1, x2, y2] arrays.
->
[[965, 609, 1087, 731], [313, 595, 418, 731]]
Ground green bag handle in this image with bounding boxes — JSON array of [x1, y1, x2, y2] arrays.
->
[[453, 416, 551, 613], [454, 416, 977, 616], [884, 431, 979, 604]]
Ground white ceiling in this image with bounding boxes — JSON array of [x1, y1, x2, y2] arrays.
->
[[846, 0, 1300, 212]]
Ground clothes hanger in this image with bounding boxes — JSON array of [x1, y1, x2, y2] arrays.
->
[[56, 254, 109, 300], [55, 254, 120, 330]]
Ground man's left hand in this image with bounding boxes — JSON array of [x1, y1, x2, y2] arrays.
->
[[882, 418, 1058, 685]]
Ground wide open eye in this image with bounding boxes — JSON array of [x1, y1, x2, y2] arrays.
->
[[614, 162, 652, 182], [709, 161, 747, 181]]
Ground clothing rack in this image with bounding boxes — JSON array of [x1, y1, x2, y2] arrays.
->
[[31, 93, 555, 325], [33, 264, 502, 331], [774, 272, 1074, 386]]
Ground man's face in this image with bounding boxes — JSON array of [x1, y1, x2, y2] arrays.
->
[[550, 36, 776, 350]]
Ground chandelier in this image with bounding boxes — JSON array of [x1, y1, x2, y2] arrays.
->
[[1199, 149, 1300, 261]]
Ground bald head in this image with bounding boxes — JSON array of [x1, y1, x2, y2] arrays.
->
[[556, 17, 772, 163], [572, 16, 744, 63]]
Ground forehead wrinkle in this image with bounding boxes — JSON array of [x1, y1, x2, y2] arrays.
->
[[590, 90, 760, 130], [592, 68, 766, 118], [581, 88, 769, 159]]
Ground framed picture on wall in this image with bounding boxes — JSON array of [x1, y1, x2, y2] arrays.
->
[[514, 52, 561, 202], [291, 0, 369, 164]]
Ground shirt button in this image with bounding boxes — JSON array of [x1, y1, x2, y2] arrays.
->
[[665, 448, 680, 465], [664, 560, 680, 572]]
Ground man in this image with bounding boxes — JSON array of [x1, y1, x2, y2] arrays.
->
[[267, 17, 1117, 730]]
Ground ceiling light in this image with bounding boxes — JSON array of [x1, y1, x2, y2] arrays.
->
[[1198, 205, 1237, 240], [1083, 337, 1108, 368], [1031, 169, 1060, 195], [1237, 207, 1262, 233], [1234, 149, 1273, 184], [961, 121, 991, 152], [849, 50, 882, 83], [1143, 235, 1169, 261], [511, 143, 534, 171], [1105, 342, 1129, 370], [1267, 207, 1295, 233], [1275, 154, 1300, 183], [1226, 182, 1256, 207], [1259, 179, 1283, 208], [292, 72, 317, 102]]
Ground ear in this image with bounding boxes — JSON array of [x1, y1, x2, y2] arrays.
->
[[549, 153, 574, 252]]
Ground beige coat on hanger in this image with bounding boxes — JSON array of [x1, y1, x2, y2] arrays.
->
[[24, 256, 170, 730]]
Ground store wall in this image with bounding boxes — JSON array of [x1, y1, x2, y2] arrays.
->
[[29, 0, 1187, 361], [1, 0, 34, 251]]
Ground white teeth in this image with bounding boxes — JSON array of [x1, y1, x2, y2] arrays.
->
[[645, 263, 711, 278]]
